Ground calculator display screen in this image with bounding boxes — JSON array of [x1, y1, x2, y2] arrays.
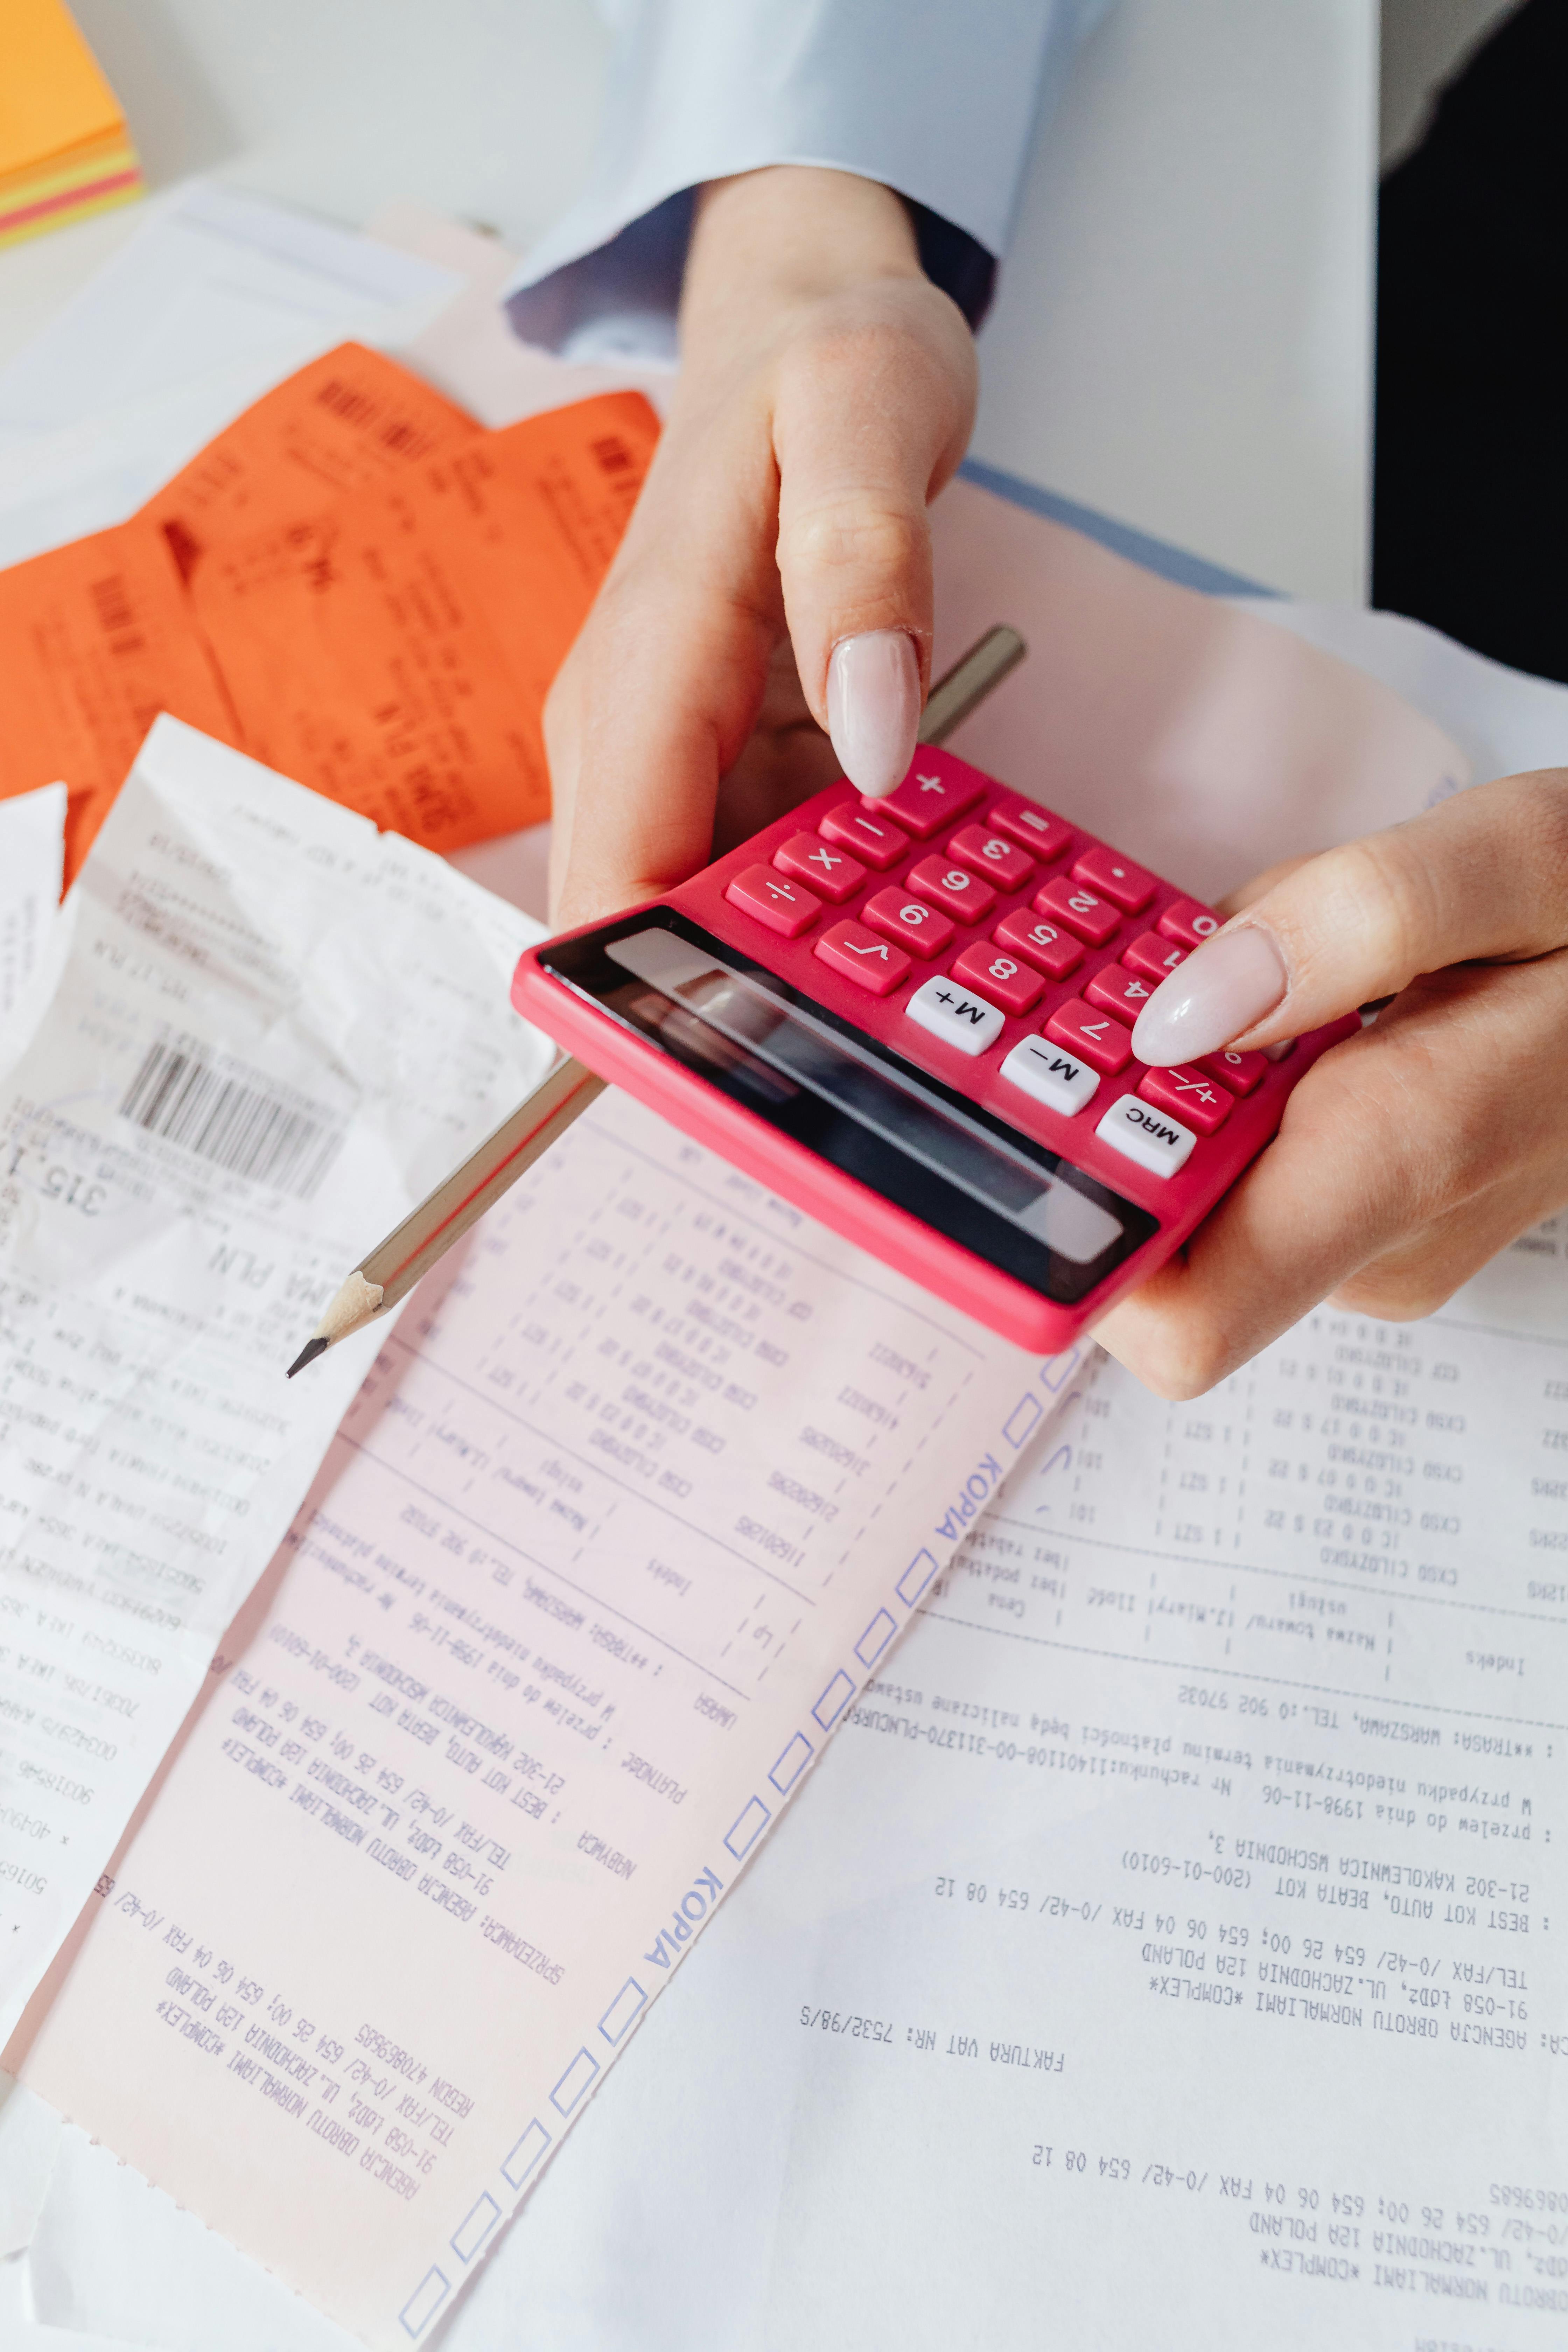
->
[[540, 912, 1156, 1306]]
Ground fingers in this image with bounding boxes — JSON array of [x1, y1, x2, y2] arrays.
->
[[1132, 768, 1568, 1066], [1098, 953, 1568, 1398], [772, 279, 976, 794], [546, 392, 781, 930]]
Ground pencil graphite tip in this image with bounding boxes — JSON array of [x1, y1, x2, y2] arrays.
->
[[286, 1335, 331, 1380]]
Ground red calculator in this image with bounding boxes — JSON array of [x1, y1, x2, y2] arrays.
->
[[510, 750, 1353, 1352]]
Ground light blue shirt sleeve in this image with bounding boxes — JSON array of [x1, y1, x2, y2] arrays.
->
[[505, 0, 1112, 363]]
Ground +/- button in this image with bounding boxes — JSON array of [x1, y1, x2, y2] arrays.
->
[[724, 866, 822, 938], [1138, 1065, 1231, 1135]]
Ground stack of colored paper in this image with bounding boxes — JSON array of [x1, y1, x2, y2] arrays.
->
[[0, 0, 143, 251]]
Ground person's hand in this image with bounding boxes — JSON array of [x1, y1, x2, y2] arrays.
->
[[544, 166, 977, 930], [1092, 770, 1568, 1398]]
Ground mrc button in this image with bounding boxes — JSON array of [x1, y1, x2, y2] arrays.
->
[[1095, 1092, 1196, 1177]]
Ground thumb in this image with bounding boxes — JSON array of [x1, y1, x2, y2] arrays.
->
[[772, 281, 975, 797], [1131, 769, 1568, 1066]]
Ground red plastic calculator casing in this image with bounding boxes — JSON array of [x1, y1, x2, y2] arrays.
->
[[511, 749, 1353, 1352]]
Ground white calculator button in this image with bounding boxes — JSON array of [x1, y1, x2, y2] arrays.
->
[[999, 1037, 1099, 1116], [904, 975, 1007, 1056], [1094, 1093, 1196, 1177]]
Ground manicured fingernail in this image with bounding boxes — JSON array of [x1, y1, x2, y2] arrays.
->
[[827, 630, 920, 797], [1132, 925, 1287, 1065]]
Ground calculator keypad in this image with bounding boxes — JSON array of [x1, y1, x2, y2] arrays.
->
[[702, 755, 1252, 1207]]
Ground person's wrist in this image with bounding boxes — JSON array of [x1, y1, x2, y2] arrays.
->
[[682, 167, 927, 358]]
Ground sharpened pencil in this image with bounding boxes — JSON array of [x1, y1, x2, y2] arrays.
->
[[286, 625, 1026, 1375]]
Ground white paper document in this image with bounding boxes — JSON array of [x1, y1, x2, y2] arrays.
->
[[0, 782, 65, 1027], [0, 718, 553, 2046], [14, 1091, 1056, 2346]]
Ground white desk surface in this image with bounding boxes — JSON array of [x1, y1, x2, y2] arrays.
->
[[1, 0, 1376, 602]]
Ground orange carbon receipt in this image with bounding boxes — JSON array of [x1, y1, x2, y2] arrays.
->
[[0, 344, 659, 877], [143, 343, 480, 579], [184, 389, 658, 856]]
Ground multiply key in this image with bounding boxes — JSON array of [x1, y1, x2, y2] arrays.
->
[[1138, 1064, 1231, 1134], [771, 832, 866, 903]]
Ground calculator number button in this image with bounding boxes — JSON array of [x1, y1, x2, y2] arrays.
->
[[818, 803, 910, 870], [1139, 1065, 1231, 1135], [772, 833, 866, 903], [1158, 895, 1222, 948], [1045, 998, 1133, 1074], [1123, 930, 1188, 983], [1072, 843, 1155, 912], [988, 802, 1072, 860], [951, 943, 1046, 1016], [1202, 1047, 1266, 1096], [905, 976, 1007, 1056], [1096, 1093, 1196, 1178], [862, 889, 955, 959], [725, 866, 822, 938], [871, 763, 985, 837], [1085, 965, 1153, 1024], [1035, 876, 1120, 947], [814, 920, 912, 996], [907, 856, 997, 924], [948, 824, 1035, 892], [993, 908, 1083, 980], [999, 1037, 1099, 1116]]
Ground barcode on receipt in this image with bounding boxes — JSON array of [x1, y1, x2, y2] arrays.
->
[[119, 1038, 343, 1199]]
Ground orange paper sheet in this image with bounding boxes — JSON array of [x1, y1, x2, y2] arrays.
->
[[143, 343, 480, 578], [187, 390, 658, 854], [0, 345, 658, 874]]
